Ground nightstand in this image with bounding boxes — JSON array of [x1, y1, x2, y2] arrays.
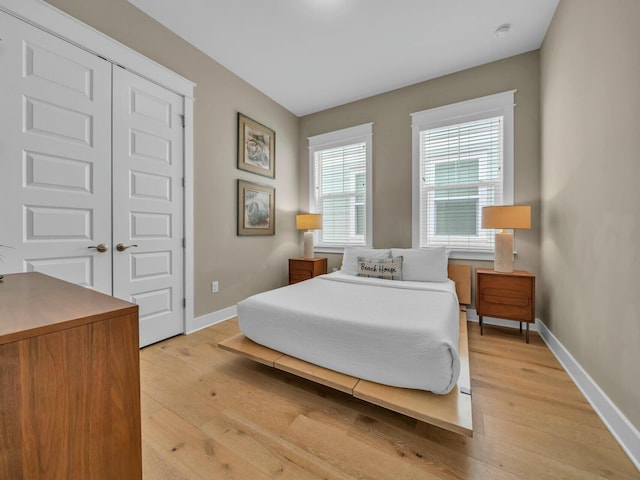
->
[[289, 257, 328, 284], [475, 268, 536, 343]]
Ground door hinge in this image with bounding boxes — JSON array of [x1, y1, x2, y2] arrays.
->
[[182, 238, 185, 248], [180, 114, 185, 128], [183, 298, 186, 308], [182, 177, 185, 188]]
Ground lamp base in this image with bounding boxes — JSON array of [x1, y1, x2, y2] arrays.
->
[[303, 231, 315, 259], [494, 231, 513, 273]]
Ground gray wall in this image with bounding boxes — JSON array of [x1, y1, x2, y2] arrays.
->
[[47, 0, 301, 318], [541, 0, 640, 429], [298, 52, 542, 308]]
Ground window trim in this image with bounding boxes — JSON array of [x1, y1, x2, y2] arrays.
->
[[411, 91, 515, 259], [309, 123, 373, 252]]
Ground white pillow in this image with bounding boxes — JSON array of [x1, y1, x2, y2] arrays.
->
[[391, 247, 448, 282], [341, 247, 391, 276]]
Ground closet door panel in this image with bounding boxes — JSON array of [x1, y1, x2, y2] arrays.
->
[[0, 11, 112, 293], [112, 67, 184, 347]]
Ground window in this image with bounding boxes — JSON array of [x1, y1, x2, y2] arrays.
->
[[411, 91, 515, 259], [309, 123, 373, 251]]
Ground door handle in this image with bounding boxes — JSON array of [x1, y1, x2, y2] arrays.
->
[[116, 243, 138, 252], [88, 244, 109, 253]]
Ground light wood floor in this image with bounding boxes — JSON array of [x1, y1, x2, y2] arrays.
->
[[140, 319, 639, 479]]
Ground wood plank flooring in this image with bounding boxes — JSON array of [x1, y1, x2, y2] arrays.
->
[[140, 319, 639, 479]]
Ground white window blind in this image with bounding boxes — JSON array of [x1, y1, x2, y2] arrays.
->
[[411, 91, 515, 258], [309, 123, 372, 250], [420, 116, 503, 251]]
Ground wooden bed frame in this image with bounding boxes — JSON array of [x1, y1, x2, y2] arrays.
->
[[218, 264, 473, 437]]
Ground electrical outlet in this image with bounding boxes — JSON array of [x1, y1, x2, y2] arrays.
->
[[211, 281, 219, 293]]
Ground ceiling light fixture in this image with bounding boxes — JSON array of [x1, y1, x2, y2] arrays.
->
[[494, 23, 511, 38]]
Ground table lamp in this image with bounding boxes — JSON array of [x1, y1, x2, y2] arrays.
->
[[482, 205, 531, 273], [296, 214, 322, 259]]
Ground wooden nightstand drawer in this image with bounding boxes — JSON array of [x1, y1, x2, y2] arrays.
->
[[290, 270, 312, 282], [477, 275, 531, 295], [289, 257, 327, 285], [479, 293, 532, 321], [479, 278, 533, 321], [483, 290, 529, 307], [290, 264, 313, 275]]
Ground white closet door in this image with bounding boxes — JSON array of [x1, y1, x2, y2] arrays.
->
[[0, 11, 113, 293], [112, 67, 185, 347]]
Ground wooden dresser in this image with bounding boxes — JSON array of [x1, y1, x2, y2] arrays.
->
[[0, 273, 142, 479]]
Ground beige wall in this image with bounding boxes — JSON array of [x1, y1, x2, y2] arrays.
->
[[47, 0, 300, 318], [541, 0, 640, 429], [299, 52, 542, 308]]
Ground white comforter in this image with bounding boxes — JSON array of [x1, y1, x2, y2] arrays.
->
[[237, 272, 461, 394]]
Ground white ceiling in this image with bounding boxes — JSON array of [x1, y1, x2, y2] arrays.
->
[[128, 0, 559, 116]]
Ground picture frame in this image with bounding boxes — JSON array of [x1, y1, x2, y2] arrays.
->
[[237, 113, 275, 178], [237, 179, 275, 236]]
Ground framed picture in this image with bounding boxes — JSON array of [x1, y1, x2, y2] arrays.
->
[[237, 179, 275, 236], [237, 113, 275, 178]]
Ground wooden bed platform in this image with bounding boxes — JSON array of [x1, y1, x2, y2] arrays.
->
[[219, 310, 471, 436], [218, 264, 473, 437]]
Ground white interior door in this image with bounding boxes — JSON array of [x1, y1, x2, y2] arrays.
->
[[112, 67, 185, 347], [0, 10, 113, 293], [0, 10, 186, 347]]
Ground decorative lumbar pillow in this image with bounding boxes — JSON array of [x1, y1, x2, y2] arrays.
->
[[391, 247, 448, 282], [341, 247, 391, 276], [357, 256, 403, 280]]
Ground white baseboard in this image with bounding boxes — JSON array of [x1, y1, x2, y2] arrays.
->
[[536, 319, 640, 471], [466, 308, 538, 332], [188, 305, 237, 334]]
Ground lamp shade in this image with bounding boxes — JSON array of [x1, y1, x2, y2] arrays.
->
[[296, 214, 322, 230], [482, 206, 531, 230]]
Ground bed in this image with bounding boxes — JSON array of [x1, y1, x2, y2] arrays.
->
[[219, 247, 473, 436]]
